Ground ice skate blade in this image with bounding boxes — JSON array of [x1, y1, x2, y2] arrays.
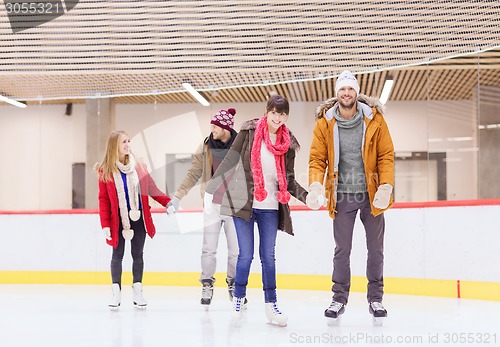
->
[[134, 304, 147, 310], [109, 305, 120, 311], [203, 304, 210, 312], [327, 316, 342, 326], [372, 317, 384, 326], [267, 319, 287, 327]]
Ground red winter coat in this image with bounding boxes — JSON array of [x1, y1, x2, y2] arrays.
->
[[98, 163, 170, 248]]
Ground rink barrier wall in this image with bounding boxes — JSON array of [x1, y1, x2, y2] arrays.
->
[[1, 199, 500, 302]]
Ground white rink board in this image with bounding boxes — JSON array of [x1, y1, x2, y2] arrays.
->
[[0, 205, 499, 282]]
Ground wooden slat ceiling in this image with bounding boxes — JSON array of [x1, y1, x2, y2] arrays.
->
[[68, 50, 499, 105], [0, 1, 498, 105]]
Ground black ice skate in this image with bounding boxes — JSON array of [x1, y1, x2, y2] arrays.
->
[[201, 281, 214, 310], [226, 278, 235, 301], [369, 302, 387, 326], [324, 301, 345, 325]]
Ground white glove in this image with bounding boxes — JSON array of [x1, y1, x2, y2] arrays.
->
[[102, 227, 112, 241], [373, 184, 393, 209], [166, 203, 176, 215], [204, 192, 214, 215], [306, 182, 327, 210], [171, 196, 180, 211]]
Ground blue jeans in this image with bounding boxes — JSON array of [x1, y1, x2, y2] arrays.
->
[[233, 209, 279, 303]]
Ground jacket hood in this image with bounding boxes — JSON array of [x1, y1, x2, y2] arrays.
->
[[240, 118, 301, 151], [314, 94, 385, 120]]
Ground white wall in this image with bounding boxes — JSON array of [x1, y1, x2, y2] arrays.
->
[[0, 98, 475, 210], [0, 205, 499, 283], [0, 103, 86, 210]]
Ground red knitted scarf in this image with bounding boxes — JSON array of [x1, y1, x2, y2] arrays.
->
[[251, 116, 291, 204]]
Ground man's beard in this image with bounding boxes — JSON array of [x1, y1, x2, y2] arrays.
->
[[339, 98, 356, 110]]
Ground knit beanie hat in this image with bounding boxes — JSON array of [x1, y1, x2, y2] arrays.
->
[[210, 108, 236, 131], [335, 70, 360, 96]]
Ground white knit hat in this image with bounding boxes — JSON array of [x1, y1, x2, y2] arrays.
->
[[335, 70, 360, 96]]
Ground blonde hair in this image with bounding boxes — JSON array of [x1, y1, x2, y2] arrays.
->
[[95, 130, 130, 182]]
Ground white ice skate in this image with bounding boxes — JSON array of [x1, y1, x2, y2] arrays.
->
[[324, 301, 345, 326], [369, 302, 387, 326], [232, 296, 246, 320], [265, 302, 288, 327], [109, 283, 121, 311], [132, 282, 147, 309]]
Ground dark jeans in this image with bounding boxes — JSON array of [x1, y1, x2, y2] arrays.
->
[[332, 192, 385, 304], [111, 216, 147, 286], [233, 209, 279, 303]]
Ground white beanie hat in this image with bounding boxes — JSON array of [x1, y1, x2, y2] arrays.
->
[[335, 70, 360, 96]]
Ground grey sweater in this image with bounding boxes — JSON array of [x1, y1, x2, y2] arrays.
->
[[333, 105, 367, 193]]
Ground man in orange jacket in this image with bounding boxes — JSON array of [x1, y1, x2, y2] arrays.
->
[[307, 70, 395, 325]]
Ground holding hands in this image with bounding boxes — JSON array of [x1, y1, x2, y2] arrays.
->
[[166, 196, 180, 215], [306, 182, 327, 210]]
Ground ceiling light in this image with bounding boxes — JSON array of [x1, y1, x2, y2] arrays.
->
[[379, 78, 394, 105], [0, 94, 27, 108], [182, 83, 210, 106], [486, 124, 500, 129]]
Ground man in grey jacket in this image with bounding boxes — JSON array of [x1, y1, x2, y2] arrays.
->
[[168, 108, 239, 309]]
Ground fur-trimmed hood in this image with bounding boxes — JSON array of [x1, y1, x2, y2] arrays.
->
[[240, 118, 301, 151], [314, 94, 385, 120]]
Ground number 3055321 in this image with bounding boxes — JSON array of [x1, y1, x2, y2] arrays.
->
[[6, 2, 62, 15]]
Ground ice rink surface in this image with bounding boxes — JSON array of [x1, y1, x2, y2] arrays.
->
[[0, 284, 499, 347]]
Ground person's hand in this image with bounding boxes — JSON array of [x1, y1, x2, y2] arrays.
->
[[166, 202, 176, 215], [204, 192, 214, 214], [171, 196, 180, 211], [373, 184, 393, 209], [102, 227, 112, 241], [166, 196, 181, 215], [306, 182, 327, 210]]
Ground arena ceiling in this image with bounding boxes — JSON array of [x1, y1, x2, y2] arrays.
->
[[0, 1, 499, 105]]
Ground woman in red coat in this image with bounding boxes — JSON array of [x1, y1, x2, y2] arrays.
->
[[96, 130, 171, 310]]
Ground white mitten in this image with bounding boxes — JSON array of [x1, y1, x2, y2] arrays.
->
[[166, 203, 176, 215], [373, 184, 393, 209], [171, 196, 181, 211], [306, 182, 327, 210], [102, 227, 112, 241], [204, 192, 214, 215]]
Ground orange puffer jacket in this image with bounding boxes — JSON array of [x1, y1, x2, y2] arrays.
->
[[309, 94, 395, 219]]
